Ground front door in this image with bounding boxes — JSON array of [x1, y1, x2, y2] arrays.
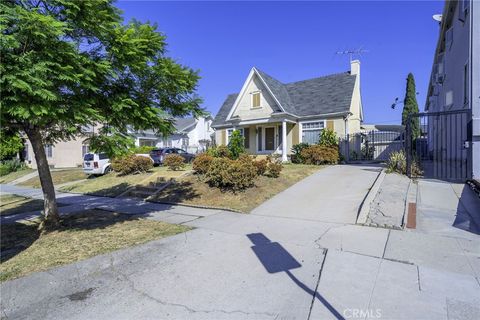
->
[[265, 127, 275, 151]]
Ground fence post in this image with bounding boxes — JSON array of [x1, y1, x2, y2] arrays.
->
[[406, 115, 412, 177]]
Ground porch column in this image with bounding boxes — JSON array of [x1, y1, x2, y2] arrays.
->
[[282, 120, 288, 162]]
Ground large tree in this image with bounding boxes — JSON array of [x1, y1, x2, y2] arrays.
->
[[401, 73, 420, 138], [0, 0, 203, 228]]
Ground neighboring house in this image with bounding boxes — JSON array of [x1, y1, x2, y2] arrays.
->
[[425, 0, 479, 179], [212, 60, 364, 161], [132, 116, 214, 153], [24, 126, 100, 169]]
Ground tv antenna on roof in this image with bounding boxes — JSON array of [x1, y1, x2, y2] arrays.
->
[[335, 48, 369, 62]]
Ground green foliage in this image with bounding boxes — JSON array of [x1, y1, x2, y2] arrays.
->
[[227, 130, 245, 159], [205, 157, 257, 191], [0, 0, 204, 221], [300, 145, 339, 165], [111, 155, 153, 175], [291, 143, 310, 164], [192, 153, 213, 174], [88, 130, 135, 158], [386, 150, 423, 176], [163, 154, 185, 171], [206, 145, 231, 158], [0, 159, 27, 176], [131, 145, 156, 154], [318, 129, 338, 147], [401, 73, 420, 139], [267, 162, 283, 178], [0, 131, 24, 160]]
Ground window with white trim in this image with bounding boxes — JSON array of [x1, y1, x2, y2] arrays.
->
[[301, 121, 325, 144], [251, 92, 261, 108], [45, 144, 53, 158]]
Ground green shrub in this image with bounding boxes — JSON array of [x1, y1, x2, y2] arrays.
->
[[205, 157, 257, 191], [319, 129, 338, 147], [206, 145, 231, 158], [386, 150, 422, 176], [192, 153, 213, 174], [228, 130, 245, 159], [267, 161, 283, 178], [163, 154, 185, 171], [131, 145, 156, 154], [291, 143, 310, 164], [111, 155, 153, 175], [0, 159, 27, 176], [253, 159, 268, 176], [300, 145, 339, 165]]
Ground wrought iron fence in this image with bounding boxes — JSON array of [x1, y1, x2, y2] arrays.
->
[[339, 130, 405, 162]]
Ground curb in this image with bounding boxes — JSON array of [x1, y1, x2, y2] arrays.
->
[[356, 168, 386, 225], [403, 179, 418, 229]]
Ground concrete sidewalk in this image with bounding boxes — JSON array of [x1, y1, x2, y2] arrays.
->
[[1, 166, 479, 319]]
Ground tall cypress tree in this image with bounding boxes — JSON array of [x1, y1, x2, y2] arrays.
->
[[401, 73, 420, 138]]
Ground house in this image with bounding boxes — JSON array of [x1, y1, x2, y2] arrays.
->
[[23, 127, 100, 169], [212, 60, 364, 161], [425, 0, 479, 179], [131, 116, 214, 153], [24, 116, 214, 169]]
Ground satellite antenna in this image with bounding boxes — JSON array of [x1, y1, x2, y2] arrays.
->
[[335, 48, 369, 62]]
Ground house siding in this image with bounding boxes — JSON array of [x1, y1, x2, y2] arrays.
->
[[231, 75, 277, 120]]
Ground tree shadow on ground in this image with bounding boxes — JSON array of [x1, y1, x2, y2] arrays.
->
[[1, 210, 140, 263], [150, 180, 200, 203], [453, 184, 480, 235]]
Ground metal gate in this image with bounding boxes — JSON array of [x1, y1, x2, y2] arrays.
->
[[339, 130, 405, 162], [406, 110, 472, 181]]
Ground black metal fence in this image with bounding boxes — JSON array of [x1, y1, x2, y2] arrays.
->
[[406, 110, 471, 181], [339, 130, 405, 162]]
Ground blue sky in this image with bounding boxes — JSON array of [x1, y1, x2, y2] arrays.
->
[[117, 1, 444, 125]]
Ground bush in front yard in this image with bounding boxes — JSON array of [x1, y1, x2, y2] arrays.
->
[[0, 159, 27, 176], [192, 153, 213, 174], [300, 145, 339, 165], [253, 159, 268, 176], [267, 161, 283, 178], [112, 155, 153, 175], [227, 130, 245, 159], [205, 157, 257, 191], [290, 143, 310, 164], [163, 154, 185, 171], [206, 145, 231, 158], [130, 145, 155, 154], [318, 129, 338, 147]]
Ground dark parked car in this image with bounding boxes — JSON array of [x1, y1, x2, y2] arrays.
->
[[149, 148, 195, 166]]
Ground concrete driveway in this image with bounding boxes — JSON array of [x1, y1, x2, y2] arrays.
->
[[252, 164, 382, 224], [2, 165, 479, 320]]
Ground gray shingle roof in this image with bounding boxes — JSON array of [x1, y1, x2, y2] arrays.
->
[[212, 69, 356, 127], [174, 117, 197, 132]]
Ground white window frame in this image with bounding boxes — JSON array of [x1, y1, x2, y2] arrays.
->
[[45, 144, 53, 158], [251, 91, 262, 109], [226, 128, 244, 145], [299, 120, 326, 143]]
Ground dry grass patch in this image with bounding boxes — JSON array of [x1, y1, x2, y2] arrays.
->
[[19, 168, 87, 188], [0, 194, 46, 216], [0, 169, 34, 184], [0, 209, 190, 281], [60, 166, 191, 197], [149, 164, 323, 213]]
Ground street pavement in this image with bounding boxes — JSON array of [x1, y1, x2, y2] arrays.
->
[[1, 165, 479, 320]]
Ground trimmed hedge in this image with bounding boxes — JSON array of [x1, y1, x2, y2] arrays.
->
[[112, 155, 153, 175], [300, 145, 339, 165], [205, 157, 257, 191]]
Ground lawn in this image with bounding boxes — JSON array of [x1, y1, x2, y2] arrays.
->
[[19, 168, 87, 188], [148, 164, 323, 213], [59, 166, 190, 197], [0, 209, 190, 281], [0, 169, 34, 184], [0, 194, 48, 216]]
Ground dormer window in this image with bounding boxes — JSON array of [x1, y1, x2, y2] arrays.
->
[[251, 91, 261, 108]]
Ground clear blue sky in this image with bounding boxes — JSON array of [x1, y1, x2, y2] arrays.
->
[[117, 1, 444, 125]]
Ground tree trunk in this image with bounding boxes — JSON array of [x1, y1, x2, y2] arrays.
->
[[25, 127, 60, 228]]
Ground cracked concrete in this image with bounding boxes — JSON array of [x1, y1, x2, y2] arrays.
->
[[1, 165, 479, 319]]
